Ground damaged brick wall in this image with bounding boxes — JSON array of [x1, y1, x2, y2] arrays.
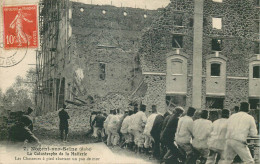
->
[[54, 2, 159, 111]]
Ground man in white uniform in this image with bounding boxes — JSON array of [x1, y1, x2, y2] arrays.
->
[[175, 107, 196, 164], [192, 110, 212, 163], [131, 104, 147, 153], [206, 109, 230, 164], [220, 102, 257, 164], [143, 105, 158, 153]]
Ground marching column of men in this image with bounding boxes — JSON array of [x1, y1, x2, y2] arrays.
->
[[92, 102, 258, 164]]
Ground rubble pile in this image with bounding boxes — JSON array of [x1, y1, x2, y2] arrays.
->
[[34, 105, 92, 136], [34, 93, 137, 139], [97, 93, 130, 112]]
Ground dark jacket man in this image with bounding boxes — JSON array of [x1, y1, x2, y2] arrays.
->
[[150, 110, 164, 159], [58, 106, 70, 141], [160, 107, 185, 161]]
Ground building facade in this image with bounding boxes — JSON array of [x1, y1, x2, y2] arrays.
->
[[139, 0, 260, 114], [36, 0, 158, 114]]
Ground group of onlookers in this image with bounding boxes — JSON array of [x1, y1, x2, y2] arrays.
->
[[90, 102, 258, 164]]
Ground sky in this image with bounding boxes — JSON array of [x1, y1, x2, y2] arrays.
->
[[0, 0, 170, 92]]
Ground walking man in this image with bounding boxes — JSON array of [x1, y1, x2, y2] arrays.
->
[[92, 111, 106, 142], [58, 105, 70, 142]]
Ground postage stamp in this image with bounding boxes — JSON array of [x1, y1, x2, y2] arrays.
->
[[3, 5, 38, 49]]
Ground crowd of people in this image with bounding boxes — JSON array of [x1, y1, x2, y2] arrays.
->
[[89, 102, 258, 164], [8, 102, 258, 164]]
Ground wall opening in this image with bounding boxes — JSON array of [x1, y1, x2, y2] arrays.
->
[[253, 65, 260, 78], [211, 63, 221, 76], [166, 95, 186, 107], [213, 0, 223, 2], [212, 39, 222, 51], [189, 18, 193, 27], [212, 17, 222, 29], [172, 35, 183, 48], [173, 13, 183, 26], [206, 97, 224, 109], [249, 98, 260, 109], [99, 63, 106, 80]]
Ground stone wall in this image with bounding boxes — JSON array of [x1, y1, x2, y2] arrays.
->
[[52, 2, 159, 111], [139, 0, 259, 112]]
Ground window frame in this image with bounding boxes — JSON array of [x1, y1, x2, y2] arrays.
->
[[173, 13, 183, 27], [210, 62, 222, 77], [206, 96, 225, 109], [172, 34, 183, 48], [212, 38, 223, 51], [253, 64, 260, 79], [212, 17, 222, 30]]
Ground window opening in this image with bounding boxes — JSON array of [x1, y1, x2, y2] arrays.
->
[[172, 35, 183, 48], [211, 63, 221, 76]]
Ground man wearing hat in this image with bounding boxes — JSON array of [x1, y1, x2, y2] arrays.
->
[[175, 107, 196, 163], [206, 109, 230, 164], [118, 109, 129, 146], [160, 106, 185, 162], [221, 102, 257, 164], [58, 104, 70, 142]]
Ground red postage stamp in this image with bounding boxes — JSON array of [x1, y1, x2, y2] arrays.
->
[[3, 5, 38, 49]]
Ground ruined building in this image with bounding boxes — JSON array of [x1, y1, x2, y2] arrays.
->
[[36, 0, 260, 117], [139, 0, 260, 115], [35, 0, 158, 115]]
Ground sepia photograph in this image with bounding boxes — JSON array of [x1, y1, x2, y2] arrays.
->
[[0, 0, 259, 163]]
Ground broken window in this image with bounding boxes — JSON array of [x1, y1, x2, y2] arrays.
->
[[174, 14, 183, 26], [172, 35, 183, 48], [206, 97, 224, 109], [212, 39, 222, 51], [212, 17, 222, 29], [166, 95, 186, 107], [99, 63, 106, 80], [253, 65, 260, 78], [171, 59, 183, 74], [211, 63, 221, 76]]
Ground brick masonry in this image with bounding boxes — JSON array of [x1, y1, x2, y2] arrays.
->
[[139, 0, 260, 112]]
